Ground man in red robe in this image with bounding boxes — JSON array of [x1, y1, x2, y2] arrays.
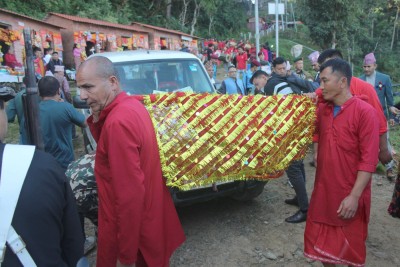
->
[[304, 58, 379, 266], [76, 56, 185, 267], [307, 49, 392, 167], [235, 46, 248, 80]]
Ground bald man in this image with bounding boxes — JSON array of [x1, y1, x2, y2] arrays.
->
[[76, 56, 185, 267]]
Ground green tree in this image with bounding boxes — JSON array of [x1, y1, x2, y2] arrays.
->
[[296, 0, 360, 49]]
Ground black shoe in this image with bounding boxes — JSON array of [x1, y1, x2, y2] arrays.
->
[[285, 210, 307, 223], [284, 197, 299, 207]]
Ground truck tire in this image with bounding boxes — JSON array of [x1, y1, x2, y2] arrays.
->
[[231, 181, 267, 201]]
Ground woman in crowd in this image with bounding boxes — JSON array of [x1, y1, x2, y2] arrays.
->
[[4, 46, 22, 69], [73, 43, 82, 70]]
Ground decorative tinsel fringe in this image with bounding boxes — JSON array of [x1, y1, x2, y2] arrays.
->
[[141, 93, 316, 191]]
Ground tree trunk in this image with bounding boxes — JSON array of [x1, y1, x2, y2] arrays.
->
[[208, 16, 214, 36], [190, 0, 200, 36], [331, 30, 337, 48], [371, 19, 374, 39], [180, 0, 190, 29], [166, 0, 171, 19], [248, 0, 253, 16], [391, 6, 399, 51]]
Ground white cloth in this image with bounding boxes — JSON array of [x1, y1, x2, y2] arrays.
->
[[43, 54, 51, 65]]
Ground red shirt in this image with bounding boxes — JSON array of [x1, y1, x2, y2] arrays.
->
[[315, 77, 387, 136], [4, 53, 22, 69], [310, 97, 379, 226], [226, 47, 235, 56], [88, 92, 185, 266], [218, 41, 225, 50], [261, 48, 269, 62], [236, 52, 248, 70]]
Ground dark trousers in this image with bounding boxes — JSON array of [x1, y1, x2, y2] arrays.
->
[[285, 159, 309, 211]]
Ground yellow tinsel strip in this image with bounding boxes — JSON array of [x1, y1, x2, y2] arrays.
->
[[142, 93, 316, 191]]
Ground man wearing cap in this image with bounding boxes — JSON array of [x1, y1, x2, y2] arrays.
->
[[359, 52, 396, 179], [219, 65, 245, 95], [308, 49, 394, 170], [250, 70, 269, 95], [0, 86, 84, 266], [293, 57, 312, 81], [308, 51, 320, 84], [243, 59, 261, 94], [38, 76, 86, 170]]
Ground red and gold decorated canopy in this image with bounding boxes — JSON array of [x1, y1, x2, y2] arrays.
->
[[139, 93, 316, 191]]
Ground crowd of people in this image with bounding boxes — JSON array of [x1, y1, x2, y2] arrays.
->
[[201, 42, 400, 266], [1, 37, 400, 267]]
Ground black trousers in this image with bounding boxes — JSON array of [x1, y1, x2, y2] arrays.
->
[[285, 159, 309, 211]]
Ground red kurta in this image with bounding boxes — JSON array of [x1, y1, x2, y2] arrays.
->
[[305, 96, 379, 266], [88, 92, 185, 267], [236, 52, 248, 70], [315, 77, 387, 136], [4, 53, 22, 69]]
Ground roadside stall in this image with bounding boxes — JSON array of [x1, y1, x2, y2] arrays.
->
[[44, 13, 150, 69], [0, 28, 25, 90], [0, 8, 65, 90]]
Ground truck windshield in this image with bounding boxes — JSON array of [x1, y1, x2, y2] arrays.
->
[[113, 59, 214, 95]]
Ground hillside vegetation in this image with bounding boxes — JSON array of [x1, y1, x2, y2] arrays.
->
[[1, 0, 399, 82]]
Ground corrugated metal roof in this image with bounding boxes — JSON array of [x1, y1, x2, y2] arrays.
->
[[45, 13, 149, 33], [0, 8, 65, 29], [131, 22, 199, 39], [91, 50, 199, 63]]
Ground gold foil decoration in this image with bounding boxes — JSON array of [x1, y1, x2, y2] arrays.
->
[[141, 93, 316, 191]]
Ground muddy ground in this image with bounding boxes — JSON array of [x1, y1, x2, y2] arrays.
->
[[85, 152, 400, 266]]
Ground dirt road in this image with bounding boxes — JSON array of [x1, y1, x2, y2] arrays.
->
[[167, 154, 400, 266], [86, 153, 400, 266]]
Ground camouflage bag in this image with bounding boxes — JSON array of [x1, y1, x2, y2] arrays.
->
[[66, 153, 98, 226]]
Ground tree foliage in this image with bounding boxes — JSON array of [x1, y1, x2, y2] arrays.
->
[[0, 0, 250, 39], [296, 0, 400, 81]]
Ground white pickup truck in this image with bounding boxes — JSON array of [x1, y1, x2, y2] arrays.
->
[[72, 50, 266, 206]]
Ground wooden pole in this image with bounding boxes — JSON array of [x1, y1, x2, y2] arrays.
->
[[23, 28, 44, 150], [255, 0, 260, 60]]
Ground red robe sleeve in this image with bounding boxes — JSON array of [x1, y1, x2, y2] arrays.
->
[[357, 106, 380, 172], [350, 78, 387, 135], [102, 112, 145, 264]]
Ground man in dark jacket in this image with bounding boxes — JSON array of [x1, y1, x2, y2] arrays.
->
[[264, 57, 310, 224], [0, 86, 84, 266], [265, 57, 317, 95], [46, 51, 64, 74]]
